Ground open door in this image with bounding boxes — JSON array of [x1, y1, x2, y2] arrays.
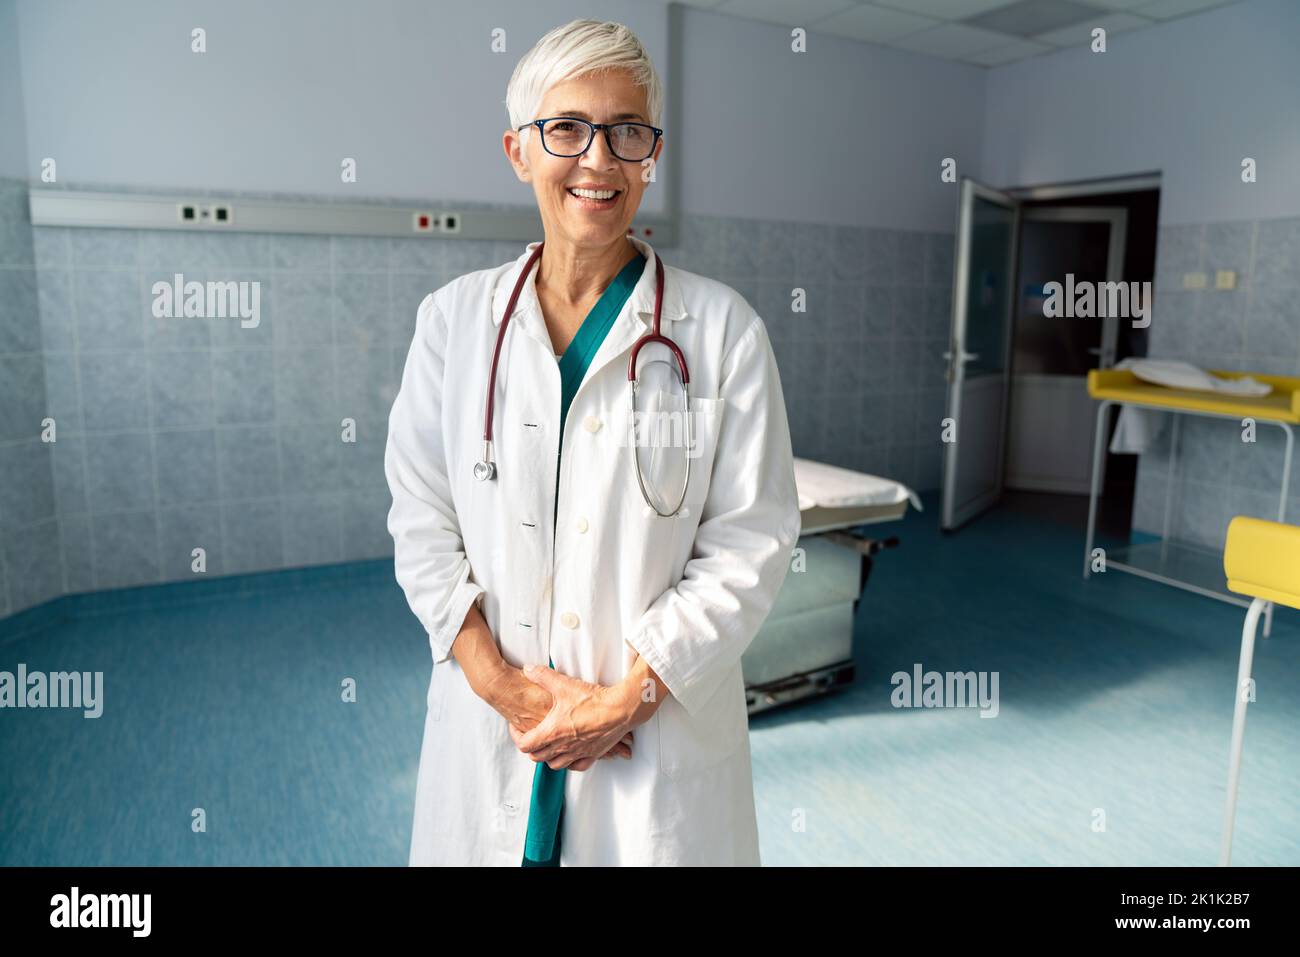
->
[[941, 179, 1020, 531], [1004, 206, 1128, 493]]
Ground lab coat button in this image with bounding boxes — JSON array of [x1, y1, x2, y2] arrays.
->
[[583, 416, 601, 433], [576, 517, 589, 533], [560, 611, 579, 629]]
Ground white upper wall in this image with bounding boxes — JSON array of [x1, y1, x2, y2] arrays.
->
[[9, 0, 986, 232], [0, 0, 28, 178], [982, 0, 1300, 224], [676, 6, 985, 232], [12, 0, 669, 213]]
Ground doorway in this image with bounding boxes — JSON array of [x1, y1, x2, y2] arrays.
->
[[940, 175, 1160, 537]]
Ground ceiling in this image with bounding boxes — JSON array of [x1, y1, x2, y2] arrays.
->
[[676, 0, 1245, 66]]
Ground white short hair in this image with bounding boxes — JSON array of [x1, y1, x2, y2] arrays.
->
[[505, 18, 663, 143]]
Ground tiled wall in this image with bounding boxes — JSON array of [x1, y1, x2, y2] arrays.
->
[[1131, 217, 1300, 549], [0, 178, 953, 619], [681, 218, 953, 488], [0, 178, 55, 618]]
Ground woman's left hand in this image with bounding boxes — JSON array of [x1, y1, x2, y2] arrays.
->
[[509, 666, 635, 771]]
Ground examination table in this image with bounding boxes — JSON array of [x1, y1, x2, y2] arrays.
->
[[741, 457, 921, 715]]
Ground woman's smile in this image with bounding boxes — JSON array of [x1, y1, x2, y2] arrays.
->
[[565, 184, 623, 211]]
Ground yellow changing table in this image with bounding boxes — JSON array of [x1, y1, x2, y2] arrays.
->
[[1083, 368, 1300, 636]]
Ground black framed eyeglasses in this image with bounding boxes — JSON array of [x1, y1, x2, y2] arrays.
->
[[518, 116, 663, 163]]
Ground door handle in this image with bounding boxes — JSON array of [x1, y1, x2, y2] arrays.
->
[[942, 350, 980, 363]]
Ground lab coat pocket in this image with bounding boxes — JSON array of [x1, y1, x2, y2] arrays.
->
[[656, 665, 748, 780]]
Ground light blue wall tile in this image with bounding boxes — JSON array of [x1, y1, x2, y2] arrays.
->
[[756, 221, 798, 280], [158, 504, 223, 579], [340, 488, 392, 561], [72, 229, 139, 268], [205, 272, 272, 350], [36, 268, 73, 350], [0, 354, 47, 442], [1187, 290, 1244, 359], [333, 272, 389, 350], [0, 220, 34, 266], [91, 510, 159, 589], [279, 422, 341, 494], [1228, 424, 1290, 496], [389, 237, 441, 274], [75, 268, 144, 351], [829, 226, 867, 283], [895, 232, 927, 285], [212, 349, 275, 425], [220, 499, 283, 573], [143, 272, 212, 351], [390, 273, 433, 347], [149, 350, 213, 428], [274, 347, 336, 424], [1202, 221, 1255, 282], [154, 429, 219, 505], [1253, 217, 1300, 287], [336, 345, 397, 431], [894, 286, 925, 339], [282, 493, 342, 566], [338, 427, 386, 491], [923, 285, 952, 341], [0, 268, 40, 354], [863, 228, 899, 286], [0, 440, 55, 528], [217, 425, 281, 501], [826, 282, 863, 344], [331, 236, 389, 273], [858, 340, 893, 397], [42, 352, 81, 433], [270, 234, 330, 272], [32, 227, 70, 270], [794, 222, 834, 284], [84, 432, 154, 512], [79, 352, 149, 431], [1155, 224, 1204, 292], [50, 434, 88, 515], [1243, 284, 1300, 362], [273, 273, 332, 348], [60, 513, 93, 594], [3, 519, 62, 612], [925, 232, 954, 286]]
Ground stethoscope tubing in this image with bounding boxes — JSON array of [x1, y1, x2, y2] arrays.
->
[[477, 241, 691, 517]]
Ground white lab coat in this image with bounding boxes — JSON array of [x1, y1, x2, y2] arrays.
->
[[386, 235, 802, 866]]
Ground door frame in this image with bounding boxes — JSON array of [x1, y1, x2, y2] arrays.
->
[[941, 178, 1021, 531]]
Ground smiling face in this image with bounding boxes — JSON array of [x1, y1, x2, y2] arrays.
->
[[505, 68, 663, 252]]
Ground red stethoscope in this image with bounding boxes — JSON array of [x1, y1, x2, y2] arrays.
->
[[473, 241, 693, 517]]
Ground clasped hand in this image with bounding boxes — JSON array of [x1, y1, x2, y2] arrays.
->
[[503, 665, 636, 772]]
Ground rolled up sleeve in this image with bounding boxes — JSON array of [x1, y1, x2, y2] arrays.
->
[[386, 291, 485, 665], [625, 314, 803, 716]]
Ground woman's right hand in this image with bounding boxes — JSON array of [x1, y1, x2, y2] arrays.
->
[[483, 665, 632, 765]]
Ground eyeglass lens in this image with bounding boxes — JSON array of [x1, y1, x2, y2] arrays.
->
[[541, 118, 655, 161]]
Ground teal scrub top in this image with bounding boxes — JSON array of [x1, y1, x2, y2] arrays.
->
[[521, 248, 646, 866]]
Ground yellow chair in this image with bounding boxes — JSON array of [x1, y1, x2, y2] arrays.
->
[[1219, 516, 1300, 865]]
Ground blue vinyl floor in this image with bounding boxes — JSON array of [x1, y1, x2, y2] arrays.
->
[[2, 494, 1297, 866]]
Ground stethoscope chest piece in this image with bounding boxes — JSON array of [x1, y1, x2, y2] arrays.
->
[[473, 460, 495, 482]]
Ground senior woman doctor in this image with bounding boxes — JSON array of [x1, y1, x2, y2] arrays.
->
[[385, 18, 801, 867]]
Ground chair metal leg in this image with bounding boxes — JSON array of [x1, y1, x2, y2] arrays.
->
[[1219, 596, 1265, 866]]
